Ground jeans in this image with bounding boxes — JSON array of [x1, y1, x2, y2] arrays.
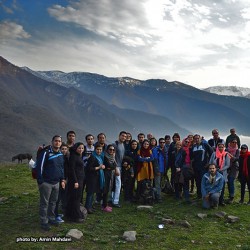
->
[[39, 182, 59, 224], [112, 167, 121, 205], [202, 192, 220, 209], [227, 176, 235, 198], [219, 181, 226, 204], [85, 192, 94, 209], [154, 173, 162, 200]]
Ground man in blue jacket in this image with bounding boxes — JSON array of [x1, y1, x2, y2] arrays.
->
[[153, 138, 169, 202], [36, 135, 65, 231], [201, 164, 224, 209]]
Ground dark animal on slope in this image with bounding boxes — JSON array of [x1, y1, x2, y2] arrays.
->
[[12, 153, 32, 163]]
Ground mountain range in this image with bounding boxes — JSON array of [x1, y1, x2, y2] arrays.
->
[[203, 86, 250, 99], [24, 67, 250, 134], [1, 56, 250, 162], [1, 56, 189, 162]]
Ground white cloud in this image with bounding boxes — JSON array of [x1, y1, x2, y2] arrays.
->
[[48, 0, 153, 47], [241, 7, 250, 19], [0, 21, 30, 42], [2, 0, 250, 88]]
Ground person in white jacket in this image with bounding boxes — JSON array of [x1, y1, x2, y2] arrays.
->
[[209, 143, 230, 206]]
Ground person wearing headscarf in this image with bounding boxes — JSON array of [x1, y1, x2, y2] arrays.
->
[[209, 143, 230, 206], [172, 141, 190, 202], [136, 139, 154, 200], [238, 144, 250, 204], [225, 139, 240, 203], [65, 142, 85, 223], [126, 140, 139, 201], [85, 144, 105, 213], [102, 144, 117, 211]]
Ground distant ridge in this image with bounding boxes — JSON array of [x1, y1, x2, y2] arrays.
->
[[203, 86, 250, 99]]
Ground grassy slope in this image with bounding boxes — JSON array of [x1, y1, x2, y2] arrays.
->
[[0, 164, 249, 250]]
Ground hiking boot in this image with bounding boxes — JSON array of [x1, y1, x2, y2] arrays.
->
[[239, 199, 244, 204], [227, 197, 234, 204], [41, 223, 51, 231], [55, 216, 64, 223]]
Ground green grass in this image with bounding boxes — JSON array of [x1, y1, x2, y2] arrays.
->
[[0, 163, 250, 250]]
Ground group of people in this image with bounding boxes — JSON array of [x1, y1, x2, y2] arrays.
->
[[35, 128, 250, 231]]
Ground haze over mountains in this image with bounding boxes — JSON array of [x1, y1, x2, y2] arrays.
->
[[1, 56, 250, 162]]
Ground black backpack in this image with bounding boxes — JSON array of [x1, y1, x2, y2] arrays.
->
[[32, 145, 50, 179]]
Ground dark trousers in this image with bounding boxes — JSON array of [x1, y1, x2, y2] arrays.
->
[[65, 180, 83, 220], [240, 175, 250, 201], [194, 168, 206, 198], [55, 185, 66, 216]]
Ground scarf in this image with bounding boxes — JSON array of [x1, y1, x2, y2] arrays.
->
[[209, 174, 216, 185], [240, 150, 250, 178], [137, 147, 153, 178], [92, 151, 105, 189], [104, 151, 115, 163], [215, 147, 227, 170], [227, 143, 238, 156], [182, 138, 191, 165]]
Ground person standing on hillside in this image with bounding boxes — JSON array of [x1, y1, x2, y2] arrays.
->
[[81, 134, 95, 204], [208, 129, 225, 151], [191, 134, 213, 199], [238, 144, 250, 204], [66, 131, 76, 148], [152, 138, 169, 202], [168, 133, 181, 190], [225, 139, 240, 203], [36, 135, 65, 231], [112, 131, 127, 208], [225, 128, 241, 148], [65, 142, 85, 222]]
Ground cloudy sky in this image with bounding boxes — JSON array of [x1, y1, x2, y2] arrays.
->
[[1, 0, 250, 88]]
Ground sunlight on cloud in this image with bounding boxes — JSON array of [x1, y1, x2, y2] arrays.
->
[[0, 21, 30, 42], [48, 0, 152, 47]]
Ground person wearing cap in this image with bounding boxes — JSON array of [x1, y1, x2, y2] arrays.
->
[[201, 164, 224, 209], [238, 144, 250, 204], [225, 128, 241, 148]]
